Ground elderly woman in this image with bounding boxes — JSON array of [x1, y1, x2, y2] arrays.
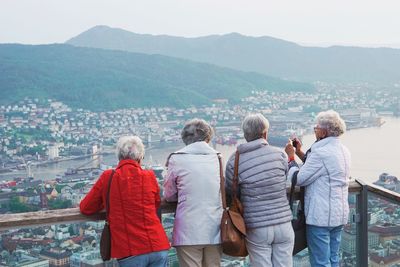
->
[[80, 136, 170, 267], [285, 110, 351, 267], [164, 119, 223, 267], [225, 113, 294, 267]]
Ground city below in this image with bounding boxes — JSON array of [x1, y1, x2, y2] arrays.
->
[[0, 83, 400, 267]]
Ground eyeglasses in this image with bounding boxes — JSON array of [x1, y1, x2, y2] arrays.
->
[[313, 125, 324, 131]]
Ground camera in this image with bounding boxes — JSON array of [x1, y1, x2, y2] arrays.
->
[[292, 139, 299, 149]]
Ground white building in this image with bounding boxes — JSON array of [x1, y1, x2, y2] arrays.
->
[[47, 146, 59, 160]]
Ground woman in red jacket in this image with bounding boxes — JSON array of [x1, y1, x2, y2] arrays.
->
[[80, 136, 170, 267]]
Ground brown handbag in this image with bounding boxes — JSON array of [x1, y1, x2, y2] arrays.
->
[[219, 151, 248, 257], [100, 170, 115, 261]]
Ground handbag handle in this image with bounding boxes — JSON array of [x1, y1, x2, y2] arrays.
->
[[105, 170, 115, 223], [219, 151, 240, 210], [232, 150, 240, 201]]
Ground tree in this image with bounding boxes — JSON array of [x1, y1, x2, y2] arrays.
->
[[72, 182, 86, 190], [48, 198, 72, 210], [9, 196, 37, 213]]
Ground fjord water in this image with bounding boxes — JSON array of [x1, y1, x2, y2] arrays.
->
[[1, 117, 399, 183]]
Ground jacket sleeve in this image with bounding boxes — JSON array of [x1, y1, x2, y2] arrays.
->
[[79, 171, 106, 215], [163, 156, 178, 202], [287, 163, 300, 184], [297, 150, 326, 186]]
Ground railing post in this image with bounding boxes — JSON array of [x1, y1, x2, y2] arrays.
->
[[356, 179, 368, 267]]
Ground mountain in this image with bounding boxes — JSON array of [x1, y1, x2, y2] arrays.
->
[[0, 44, 312, 111], [67, 25, 400, 84]]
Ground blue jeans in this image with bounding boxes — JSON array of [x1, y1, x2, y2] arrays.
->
[[306, 225, 343, 267], [118, 250, 169, 267]]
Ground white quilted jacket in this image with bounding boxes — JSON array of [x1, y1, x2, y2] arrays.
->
[[289, 137, 351, 227]]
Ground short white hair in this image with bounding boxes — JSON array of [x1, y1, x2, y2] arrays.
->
[[242, 113, 270, 142], [316, 110, 346, 137], [116, 136, 145, 161]]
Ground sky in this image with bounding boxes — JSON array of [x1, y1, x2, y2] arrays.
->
[[1, 0, 400, 48]]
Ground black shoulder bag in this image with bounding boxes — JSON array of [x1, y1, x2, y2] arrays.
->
[[289, 170, 307, 255]]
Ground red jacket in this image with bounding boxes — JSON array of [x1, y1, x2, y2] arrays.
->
[[80, 159, 170, 259]]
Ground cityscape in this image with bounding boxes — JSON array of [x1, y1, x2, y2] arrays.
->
[[1, 83, 398, 175], [2, 1, 400, 265], [0, 83, 400, 266]]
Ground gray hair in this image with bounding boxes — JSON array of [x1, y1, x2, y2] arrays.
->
[[116, 136, 145, 161], [316, 110, 346, 137], [181, 118, 213, 145], [242, 113, 270, 142]]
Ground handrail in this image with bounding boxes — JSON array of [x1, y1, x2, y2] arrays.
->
[[0, 179, 378, 231], [363, 179, 400, 204], [349, 179, 362, 193], [0, 200, 177, 230], [355, 178, 368, 267]]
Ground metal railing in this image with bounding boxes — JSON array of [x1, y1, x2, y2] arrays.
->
[[1, 179, 399, 267]]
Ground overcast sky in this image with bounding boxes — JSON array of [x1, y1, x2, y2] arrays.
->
[[1, 0, 400, 47]]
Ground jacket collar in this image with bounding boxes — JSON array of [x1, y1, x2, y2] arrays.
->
[[237, 138, 268, 154], [116, 159, 141, 169], [311, 136, 339, 150], [177, 141, 218, 155]]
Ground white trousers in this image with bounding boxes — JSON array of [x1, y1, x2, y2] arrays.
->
[[246, 221, 295, 267]]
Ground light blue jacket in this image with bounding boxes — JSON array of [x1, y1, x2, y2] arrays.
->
[[288, 137, 351, 227]]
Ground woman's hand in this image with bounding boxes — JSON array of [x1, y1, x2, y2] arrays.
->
[[285, 141, 295, 159], [292, 137, 302, 153], [292, 138, 306, 162]]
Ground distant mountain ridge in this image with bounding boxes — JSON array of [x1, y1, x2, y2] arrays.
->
[[0, 44, 312, 111], [67, 25, 400, 84]]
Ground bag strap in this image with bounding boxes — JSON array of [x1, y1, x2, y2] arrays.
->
[[105, 170, 115, 223], [166, 151, 219, 167], [232, 150, 240, 200], [165, 152, 187, 167], [218, 154, 227, 209], [289, 171, 305, 211], [219, 151, 241, 210], [289, 170, 299, 210]]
